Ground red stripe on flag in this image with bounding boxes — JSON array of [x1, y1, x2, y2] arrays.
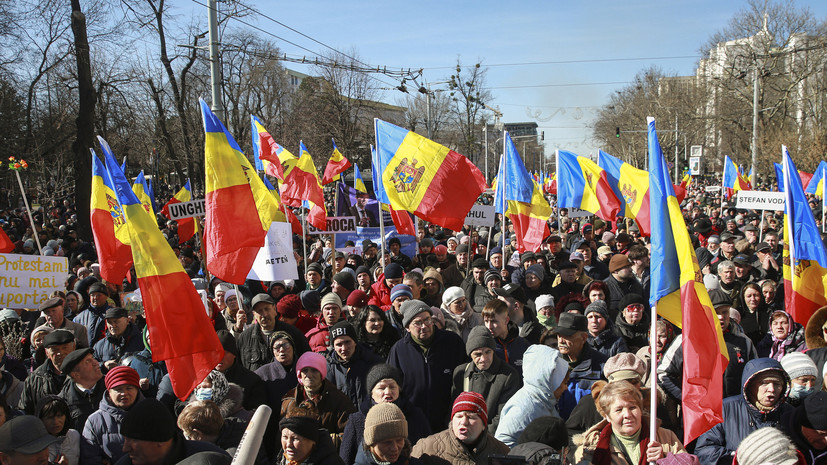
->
[[414, 150, 487, 231], [0, 227, 14, 253], [205, 184, 265, 284], [390, 207, 416, 236], [510, 212, 549, 253], [138, 272, 223, 400], [680, 281, 726, 444], [90, 209, 133, 283], [595, 172, 623, 221]]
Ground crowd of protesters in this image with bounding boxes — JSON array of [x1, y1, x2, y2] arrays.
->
[[0, 174, 826, 465]]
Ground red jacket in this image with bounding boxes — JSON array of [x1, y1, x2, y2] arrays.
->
[[368, 274, 392, 311], [305, 317, 332, 353]]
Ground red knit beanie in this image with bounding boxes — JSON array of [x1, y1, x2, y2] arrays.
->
[[346, 290, 368, 308], [452, 391, 488, 425], [105, 365, 140, 390], [277, 294, 302, 319]]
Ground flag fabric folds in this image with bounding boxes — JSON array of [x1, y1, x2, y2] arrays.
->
[[494, 132, 553, 253], [132, 170, 155, 217], [775, 162, 817, 193], [90, 150, 133, 283], [322, 139, 352, 185], [353, 164, 367, 193], [781, 146, 827, 326], [647, 117, 728, 445], [374, 119, 486, 231], [280, 141, 327, 230], [251, 115, 295, 180], [557, 150, 622, 221], [597, 150, 651, 236], [105, 142, 223, 401], [804, 160, 827, 195], [160, 180, 198, 244], [262, 176, 303, 234], [722, 155, 750, 197], [202, 99, 279, 284], [0, 227, 13, 253]]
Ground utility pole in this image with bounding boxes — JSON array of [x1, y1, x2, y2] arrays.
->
[[207, 0, 224, 121], [751, 65, 759, 184]]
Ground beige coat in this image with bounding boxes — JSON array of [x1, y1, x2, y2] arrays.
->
[[412, 428, 509, 465], [574, 419, 686, 465]]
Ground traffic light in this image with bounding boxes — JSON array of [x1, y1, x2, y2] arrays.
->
[[616, 127, 620, 138]]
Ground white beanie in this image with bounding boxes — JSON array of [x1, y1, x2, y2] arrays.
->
[[735, 427, 798, 465], [442, 287, 465, 306], [780, 352, 818, 381]]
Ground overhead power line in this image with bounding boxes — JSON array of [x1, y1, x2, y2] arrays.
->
[[421, 55, 701, 70]]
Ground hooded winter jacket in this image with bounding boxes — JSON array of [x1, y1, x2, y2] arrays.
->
[[495, 345, 569, 447], [695, 358, 794, 465]]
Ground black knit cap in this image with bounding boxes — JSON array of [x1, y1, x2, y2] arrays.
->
[[366, 363, 403, 392], [279, 416, 320, 442], [332, 272, 356, 291], [88, 282, 108, 296], [121, 398, 177, 442], [329, 321, 357, 344], [216, 330, 238, 357]]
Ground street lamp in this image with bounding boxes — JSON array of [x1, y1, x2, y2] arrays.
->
[[420, 80, 451, 140]]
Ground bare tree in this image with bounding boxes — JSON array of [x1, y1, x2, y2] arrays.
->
[[447, 60, 492, 162]]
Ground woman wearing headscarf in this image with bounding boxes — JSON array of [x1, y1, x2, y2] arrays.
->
[[756, 310, 806, 359]]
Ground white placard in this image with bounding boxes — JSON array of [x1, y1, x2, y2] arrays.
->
[[689, 156, 701, 175], [307, 216, 357, 235], [566, 208, 593, 218], [736, 191, 786, 210], [705, 186, 722, 192], [247, 222, 299, 281], [0, 254, 68, 309], [168, 199, 206, 219], [465, 205, 496, 227]]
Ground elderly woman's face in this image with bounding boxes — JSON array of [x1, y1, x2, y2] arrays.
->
[[281, 429, 315, 463], [608, 397, 642, 436], [371, 438, 405, 463], [771, 315, 791, 340]]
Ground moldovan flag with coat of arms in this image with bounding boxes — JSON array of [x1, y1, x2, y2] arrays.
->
[[322, 139, 352, 185], [598, 150, 651, 236], [647, 117, 727, 445], [90, 151, 133, 283], [493, 132, 553, 253], [202, 100, 280, 284], [160, 180, 198, 243], [556, 150, 622, 222], [374, 119, 486, 231], [781, 146, 827, 326], [103, 136, 223, 401]]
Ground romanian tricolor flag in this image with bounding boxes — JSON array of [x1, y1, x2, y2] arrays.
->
[[90, 149, 133, 283], [544, 172, 557, 194], [132, 170, 155, 217], [251, 115, 295, 180], [106, 144, 224, 401], [262, 177, 302, 234], [781, 146, 827, 326], [160, 180, 198, 243], [280, 141, 327, 230], [804, 160, 826, 196], [598, 150, 651, 236], [647, 117, 727, 445], [202, 100, 280, 284], [374, 119, 486, 231], [723, 155, 750, 198], [353, 164, 367, 193], [557, 150, 621, 222], [775, 162, 816, 193], [322, 139, 352, 185], [494, 132, 552, 252]]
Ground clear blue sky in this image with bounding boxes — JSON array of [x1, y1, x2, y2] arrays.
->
[[221, 0, 827, 163]]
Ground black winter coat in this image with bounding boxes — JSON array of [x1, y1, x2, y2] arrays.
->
[[325, 344, 383, 409], [237, 322, 310, 372], [387, 328, 468, 432], [60, 377, 105, 431]]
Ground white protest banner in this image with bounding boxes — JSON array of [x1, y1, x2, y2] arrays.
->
[[307, 216, 357, 235], [337, 246, 362, 256], [566, 208, 593, 218], [247, 222, 299, 282], [736, 191, 785, 210], [168, 199, 206, 220], [465, 205, 496, 227], [0, 254, 68, 309], [705, 186, 722, 192]]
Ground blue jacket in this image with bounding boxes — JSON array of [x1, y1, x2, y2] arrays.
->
[[558, 344, 608, 419], [493, 322, 531, 375], [81, 391, 145, 464], [587, 321, 629, 359], [75, 304, 109, 346], [695, 358, 793, 465], [93, 323, 145, 365], [387, 328, 468, 432], [495, 345, 569, 448]]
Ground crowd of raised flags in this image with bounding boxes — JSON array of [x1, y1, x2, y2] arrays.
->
[[2, 99, 822, 463]]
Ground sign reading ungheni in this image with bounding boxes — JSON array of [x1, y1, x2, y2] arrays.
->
[[0, 254, 68, 309]]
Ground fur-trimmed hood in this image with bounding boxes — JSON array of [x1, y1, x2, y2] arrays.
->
[[805, 306, 827, 349]]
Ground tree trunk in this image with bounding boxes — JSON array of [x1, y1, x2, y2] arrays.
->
[[70, 0, 95, 243]]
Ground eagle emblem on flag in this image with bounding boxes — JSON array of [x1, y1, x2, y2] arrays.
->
[[391, 158, 425, 194]]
